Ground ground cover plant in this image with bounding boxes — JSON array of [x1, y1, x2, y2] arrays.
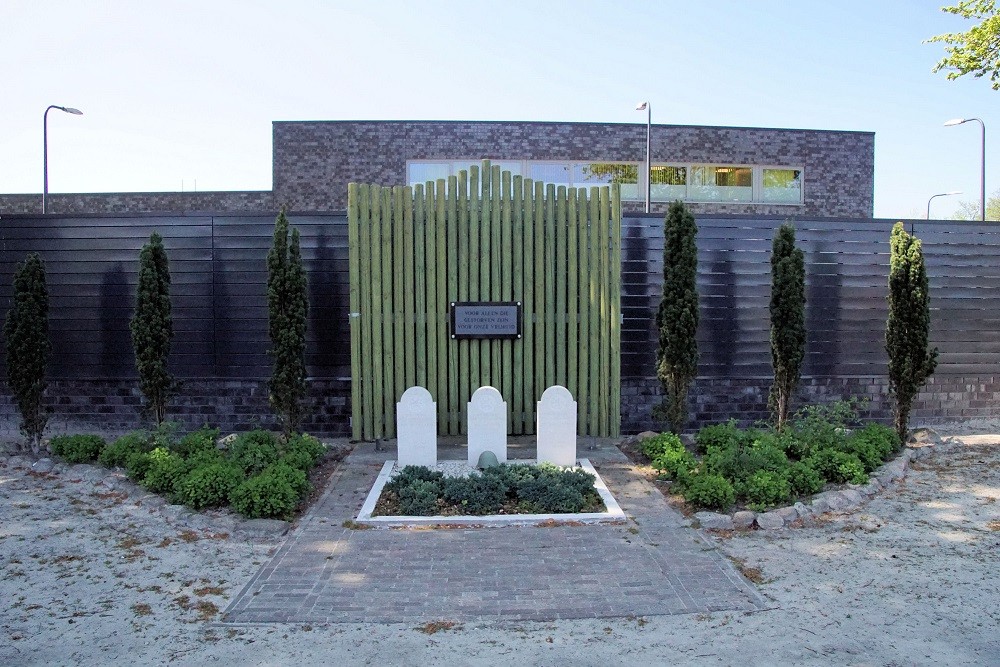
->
[[373, 462, 606, 517], [45, 425, 326, 520], [639, 401, 901, 512]]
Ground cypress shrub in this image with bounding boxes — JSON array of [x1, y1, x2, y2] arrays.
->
[[768, 223, 806, 431], [656, 200, 699, 433], [885, 223, 937, 442], [130, 232, 173, 425], [267, 210, 309, 435], [4, 253, 51, 452]]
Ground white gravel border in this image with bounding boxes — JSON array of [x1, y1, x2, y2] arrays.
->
[[355, 458, 626, 527]]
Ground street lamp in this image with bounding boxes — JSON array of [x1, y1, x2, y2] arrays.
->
[[925, 191, 962, 227], [43, 105, 83, 214], [635, 101, 650, 213], [944, 117, 985, 221]]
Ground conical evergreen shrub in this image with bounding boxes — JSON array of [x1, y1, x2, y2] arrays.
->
[[267, 210, 309, 434], [656, 200, 699, 433], [130, 232, 173, 425], [769, 223, 806, 431], [886, 222, 937, 442], [4, 253, 51, 452]]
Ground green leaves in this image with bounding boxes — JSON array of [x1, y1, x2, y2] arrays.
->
[[886, 223, 938, 441], [929, 1, 1000, 89], [130, 232, 173, 425], [267, 211, 309, 434], [769, 223, 806, 430], [656, 200, 699, 433], [4, 253, 51, 451]]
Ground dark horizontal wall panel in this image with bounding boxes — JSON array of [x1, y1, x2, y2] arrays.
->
[[621, 214, 1000, 380], [0, 212, 351, 381]]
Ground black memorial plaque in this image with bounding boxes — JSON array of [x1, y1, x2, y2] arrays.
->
[[450, 301, 522, 339]]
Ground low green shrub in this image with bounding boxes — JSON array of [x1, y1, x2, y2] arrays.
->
[[229, 430, 281, 476], [125, 451, 154, 483], [640, 432, 683, 460], [694, 420, 743, 455], [175, 462, 243, 510], [517, 477, 587, 513], [786, 461, 825, 496], [682, 473, 735, 511], [648, 437, 698, 481], [742, 470, 792, 511], [50, 434, 106, 464], [264, 461, 309, 500], [704, 438, 788, 484], [385, 465, 445, 495], [141, 447, 188, 496], [230, 469, 299, 519], [284, 433, 325, 466], [99, 432, 150, 468], [807, 449, 868, 484], [480, 462, 536, 489], [442, 474, 507, 515], [172, 426, 219, 458], [787, 400, 859, 455], [841, 423, 899, 472], [397, 479, 441, 516]]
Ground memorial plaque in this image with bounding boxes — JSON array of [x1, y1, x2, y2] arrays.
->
[[450, 301, 522, 339]]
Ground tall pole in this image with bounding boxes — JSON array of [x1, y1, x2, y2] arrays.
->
[[636, 101, 651, 213], [924, 191, 962, 232], [42, 105, 83, 214], [944, 117, 986, 221]]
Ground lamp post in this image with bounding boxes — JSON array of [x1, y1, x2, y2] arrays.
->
[[925, 191, 962, 229], [635, 101, 650, 213], [944, 117, 985, 221], [43, 105, 83, 214]]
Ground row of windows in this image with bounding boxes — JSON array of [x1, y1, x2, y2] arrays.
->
[[407, 160, 803, 205]]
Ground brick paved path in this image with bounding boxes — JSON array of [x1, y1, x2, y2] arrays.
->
[[222, 445, 766, 624]]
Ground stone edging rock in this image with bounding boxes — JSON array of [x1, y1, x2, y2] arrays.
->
[[0, 452, 290, 539], [637, 428, 953, 531]]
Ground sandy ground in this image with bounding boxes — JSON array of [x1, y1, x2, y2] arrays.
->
[[1, 426, 998, 666]]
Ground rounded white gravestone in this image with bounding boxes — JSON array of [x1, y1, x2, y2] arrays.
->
[[537, 385, 577, 467], [397, 386, 437, 467], [467, 386, 507, 466]]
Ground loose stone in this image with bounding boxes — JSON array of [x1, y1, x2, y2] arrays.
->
[[756, 511, 785, 530], [695, 511, 734, 530], [733, 511, 756, 529]]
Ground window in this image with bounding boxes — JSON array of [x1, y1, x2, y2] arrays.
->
[[406, 160, 803, 206], [574, 163, 639, 200], [650, 166, 687, 202], [762, 168, 802, 204], [690, 165, 753, 202]]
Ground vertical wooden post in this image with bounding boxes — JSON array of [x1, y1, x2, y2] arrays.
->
[[566, 188, 579, 409], [447, 175, 460, 435], [358, 184, 375, 439], [457, 169, 470, 435], [588, 186, 601, 435], [435, 178, 448, 433], [610, 183, 622, 438], [511, 174, 525, 433], [468, 165, 481, 399], [369, 186, 385, 437], [501, 169, 514, 432], [522, 178, 535, 434], [347, 183, 363, 440], [414, 184, 427, 392], [381, 187, 395, 437], [425, 181, 439, 418], [392, 187, 405, 410], [555, 185, 567, 387], [403, 186, 416, 392], [576, 187, 589, 435], [533, 181, 546, 406], [480, 160, 492, 388], [597, 186, 610, 437]]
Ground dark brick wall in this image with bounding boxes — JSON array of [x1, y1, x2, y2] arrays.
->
[[0, 191, 274, 215], [0, 379, 350, 441], [272, 120, 874, 218], [621, 375, 999, 434]]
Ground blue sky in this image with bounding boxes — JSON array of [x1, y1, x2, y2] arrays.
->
[[2, 0, 996, 219]]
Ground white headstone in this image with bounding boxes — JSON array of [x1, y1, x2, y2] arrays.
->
[[536, 385, 577, 467], [396, 386, 437, 467], [467, 386, 507, 465]]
